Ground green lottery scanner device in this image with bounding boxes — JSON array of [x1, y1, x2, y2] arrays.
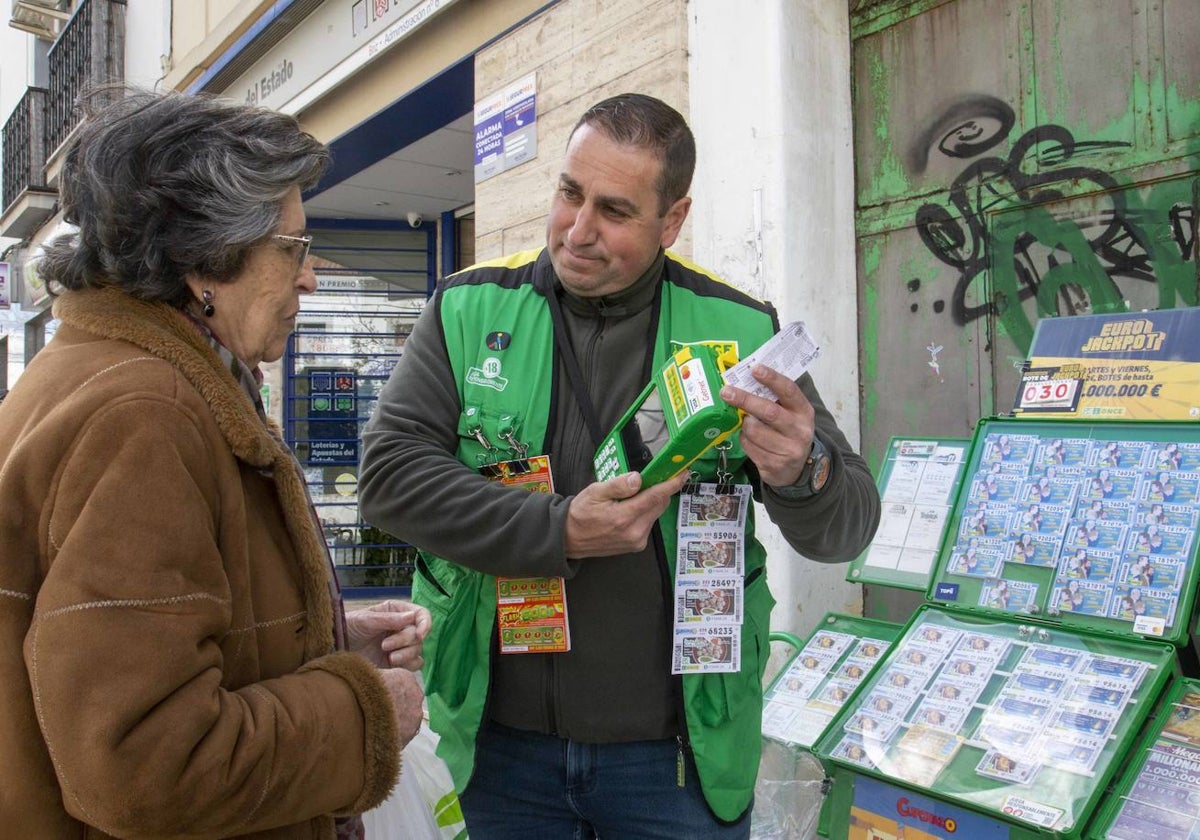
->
[[593, 343, 741, 487]]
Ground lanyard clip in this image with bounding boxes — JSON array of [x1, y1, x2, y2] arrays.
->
[[497, 428, 529, 458], [469, 424, 499, 465], [715, 441, 734, 493]]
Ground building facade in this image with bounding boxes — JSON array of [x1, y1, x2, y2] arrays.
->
[[1, 0, 1195, 634]]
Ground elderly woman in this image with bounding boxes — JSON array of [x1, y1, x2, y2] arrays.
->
[[0, 90, 427, 838]]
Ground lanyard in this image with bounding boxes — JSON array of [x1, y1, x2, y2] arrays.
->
[[544, 280, 662, 450]]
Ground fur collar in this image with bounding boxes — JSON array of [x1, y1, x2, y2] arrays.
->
[[52, 286, 336, 660], [52, 287, 278, 468]]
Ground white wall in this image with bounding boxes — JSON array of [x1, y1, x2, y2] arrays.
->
[[689, 0, 863, 639], [125, 0, 171, 89]]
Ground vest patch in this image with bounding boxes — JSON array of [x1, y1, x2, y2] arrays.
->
[[467, 357, 509, 391], [486, 331, 512, 350]]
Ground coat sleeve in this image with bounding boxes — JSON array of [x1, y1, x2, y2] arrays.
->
[[759, 372, 882, 563], [359, 301, 573, 578], [24, 393, 397, 838]]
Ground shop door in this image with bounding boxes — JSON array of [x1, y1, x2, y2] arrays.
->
[[285, 224, 433, 597]]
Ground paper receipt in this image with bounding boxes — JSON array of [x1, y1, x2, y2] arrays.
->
[[721, 321, 820, 401]]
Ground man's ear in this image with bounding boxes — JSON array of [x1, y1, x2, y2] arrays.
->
[[659, 196, 691, 248]]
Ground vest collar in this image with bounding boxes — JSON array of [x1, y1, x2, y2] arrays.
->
[[554, 250, 665, 318]]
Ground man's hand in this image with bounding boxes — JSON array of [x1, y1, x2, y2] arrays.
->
[[378, 667, 425, 748], [720, 364, 815, 488], [565, 471, 688, 558], [346, 600, 432, 671]]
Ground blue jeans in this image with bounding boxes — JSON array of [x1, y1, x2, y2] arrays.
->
[[458, 722, 752, 840]]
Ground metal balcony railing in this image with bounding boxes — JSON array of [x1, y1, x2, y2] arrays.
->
[[1, 86, 50, 212], [46, 0, 125, 158]]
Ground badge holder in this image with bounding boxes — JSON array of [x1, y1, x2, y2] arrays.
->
[[474, 426, 570, 654]]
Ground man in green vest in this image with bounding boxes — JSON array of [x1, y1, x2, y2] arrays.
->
[[360, 93, 881, 839]]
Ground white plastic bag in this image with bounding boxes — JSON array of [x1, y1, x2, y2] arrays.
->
[[750, 740, 826, 840], [362, 724, 468, 840]]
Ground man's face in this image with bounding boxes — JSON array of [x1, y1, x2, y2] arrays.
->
[[546, 124, 689, 298]]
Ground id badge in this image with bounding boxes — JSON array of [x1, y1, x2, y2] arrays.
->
[[480, 455, 571, 654]]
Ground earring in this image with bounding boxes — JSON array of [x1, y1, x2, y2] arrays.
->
[[201, 290, 215, 318]]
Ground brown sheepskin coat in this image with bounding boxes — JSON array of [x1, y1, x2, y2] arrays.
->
[[0, 287, 400, 838]]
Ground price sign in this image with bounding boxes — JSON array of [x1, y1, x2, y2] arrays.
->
[[1013, 368, 1082, 414], [1019, 379, 1079, 410]]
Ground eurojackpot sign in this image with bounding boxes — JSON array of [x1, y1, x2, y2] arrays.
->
[[1013, 308, 1200, 422]]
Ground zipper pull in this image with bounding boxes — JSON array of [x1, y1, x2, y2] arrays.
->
[[676, 736, 686, 788]]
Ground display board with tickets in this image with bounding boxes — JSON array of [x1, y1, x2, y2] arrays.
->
[[814, 605, 1176, 839], [761, 612, 903, 751], [926, 416, 1200, 646], [847, 437, 972, 592], [1087, 676, 1200, 839]]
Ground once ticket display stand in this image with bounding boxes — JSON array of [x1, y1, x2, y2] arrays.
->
[[810, 310, 1200, 838], [814, 605, 1176, 839]]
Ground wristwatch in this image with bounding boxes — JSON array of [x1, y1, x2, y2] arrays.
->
[[771, 437, 832, 499]]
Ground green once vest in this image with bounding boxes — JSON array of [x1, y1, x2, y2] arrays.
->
[[414, 248, 778, 821]]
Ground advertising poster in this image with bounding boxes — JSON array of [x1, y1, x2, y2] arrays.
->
[[848, 776, 1009, 840], [0, 261, 8, 306], [474, 74, 537, 183], [1013, 309, 1200, 421]]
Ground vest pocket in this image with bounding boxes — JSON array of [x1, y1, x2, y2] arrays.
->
[[414, 556, 482, 710], [691, 571, 773, 726]]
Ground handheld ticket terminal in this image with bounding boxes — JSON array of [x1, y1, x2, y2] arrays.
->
[[593, 343, 741, 486]]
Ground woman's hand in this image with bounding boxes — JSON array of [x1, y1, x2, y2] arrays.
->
[[346, 600, 432, 670]]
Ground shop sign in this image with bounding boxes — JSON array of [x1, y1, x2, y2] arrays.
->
[[225, 0, 460, 114], [0, 262, 8, 307]]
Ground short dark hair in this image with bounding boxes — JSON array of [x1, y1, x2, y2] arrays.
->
[[569, 93, 695, 216], [41, 88, 329, 308]]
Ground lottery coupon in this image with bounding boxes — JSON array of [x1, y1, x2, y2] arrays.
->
[[1006, 532, 1062, 568], [947, 539, 1006, 577], [977, 748, 1041, 784], [1037, 437, 1092, 468], [1020, 643, 1086, 672], [981, 432, 1040, 465], [1012, 502, 1072, 536], [1041, 729, 1104, 772], [908, 623, 963, 654], [1051, 579, 1111, 617], [954, 632, 1012, 665], [980, 578, 1038, 612], [1066, 517, 1129, 552], [1088, 439, 1152, 470], [831, 734, 879, 770], [674, 577, 743, 624], [1162, 692, 1200, 746], [1138, 501, 1200, 530], [677, 483, 750, 529], [1081, 468, 1142, 502], [721, 321, 820, 402], [677, 528, 745, 576], [671, 625, 740, 674], [806, 629, 857, 658], [909, 699, 971, 732], [1140, 470, 1200, 505]]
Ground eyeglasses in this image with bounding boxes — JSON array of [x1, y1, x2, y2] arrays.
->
[[272, 233, 313, 269]]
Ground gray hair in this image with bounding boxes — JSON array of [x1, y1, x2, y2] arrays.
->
[[570, 93, 695, 216], [42, 88, 329, 307]]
